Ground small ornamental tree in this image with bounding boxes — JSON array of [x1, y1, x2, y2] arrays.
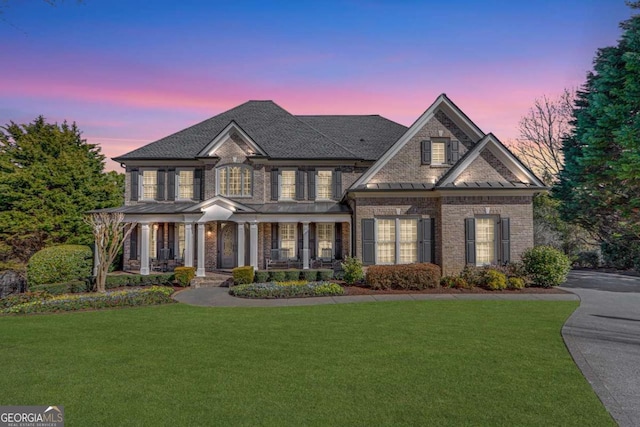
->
[[86, 212, 136, 293]]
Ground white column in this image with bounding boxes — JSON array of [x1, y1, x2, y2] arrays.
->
[[196, 223, 206, 277], [302, 222, 310, 269], [250, 222, 258, 270], [184, 223, 194, 267], [237, 222, 246, 267], [140, 223, 150, 275]]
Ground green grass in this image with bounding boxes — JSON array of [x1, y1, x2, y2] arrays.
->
[[0, 301, 613, 426]]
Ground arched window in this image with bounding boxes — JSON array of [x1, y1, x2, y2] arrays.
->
[[217, 165, 252, 197]]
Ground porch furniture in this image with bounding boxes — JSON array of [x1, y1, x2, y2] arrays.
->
[[150, 258, 163, 272], [266, 248, 297, 270]]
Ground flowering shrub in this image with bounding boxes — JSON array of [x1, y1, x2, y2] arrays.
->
[[440, 276, 470, 289], [3, 286, 175, 315], [229, 282, 344, 299]]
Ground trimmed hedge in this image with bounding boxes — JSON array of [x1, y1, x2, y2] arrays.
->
[[27, 245, 92, 286], [3, 286, 175, 315], [174, 267, 196, 287], [522, 246, 571, 288], [230, 282, 343, 299], [254, 269, 335, 283], [30, 280, 88, 295], [254, 270, 269, 283], [105, 273, 174, 289], [365, 263, 441, 290], [232, 266, 255, 285]]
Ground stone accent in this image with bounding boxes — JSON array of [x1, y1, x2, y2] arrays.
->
[[0, 270, 26, 298], [205, 222, 218, 271]]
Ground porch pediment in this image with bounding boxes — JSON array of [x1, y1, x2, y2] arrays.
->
[[186, 196, 255, 222]]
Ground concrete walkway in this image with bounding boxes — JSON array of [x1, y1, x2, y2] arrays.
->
[[173, 286, 578, 307], [561, 271, 640, 427]]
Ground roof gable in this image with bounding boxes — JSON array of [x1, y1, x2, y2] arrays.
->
[[196, 121, 267, 157]]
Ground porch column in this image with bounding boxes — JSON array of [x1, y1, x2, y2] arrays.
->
[[140, 223, 150, 275], [250, 222, 258, 270], [196, 223, 206, 277], [237, 222, 246, 267], [184, 222, 194, 267], [302, 221, 310, 269]]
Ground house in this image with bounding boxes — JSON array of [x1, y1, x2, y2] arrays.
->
[[108, 94, 545, 277]]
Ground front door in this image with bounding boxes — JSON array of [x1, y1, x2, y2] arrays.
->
[[219, 222, 237, 269]]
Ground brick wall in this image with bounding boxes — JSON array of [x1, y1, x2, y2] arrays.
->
[[455, 150, 518, 184]]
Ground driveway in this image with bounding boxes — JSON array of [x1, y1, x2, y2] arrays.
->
[[562, 271, 640, 427]]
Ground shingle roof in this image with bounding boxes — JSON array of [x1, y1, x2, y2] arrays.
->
[[114, 101, 405, 161]]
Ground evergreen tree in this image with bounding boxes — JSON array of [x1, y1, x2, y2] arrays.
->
[[0, 116, 123, 263]]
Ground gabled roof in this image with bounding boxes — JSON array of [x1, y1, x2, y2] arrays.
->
[[351, 93, 486, 188], [114, 101, 405, 161], [436, 133, 546, 188]]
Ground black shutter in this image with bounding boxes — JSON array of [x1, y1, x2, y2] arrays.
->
[[419, 218, 435, 263], [450, 140, 460, 164], [193, 169, 203, 201], [465, 218, 476, 265], [295, 170, 305, 200], [271, 169, 279, 201], [167, 223, 175, 259], [156, 170, 165, 201], [157, 223, 165, 258], [167, 169, 176, 201], [297, 223, 303, 260], [332, 170, 342, 199], [129, 225, 138, 260], [362, 219, 375, 265], [335, 222, 342, 259], [421, 140, 431, 165], [500, 218, 511, 264], [308, 170, 316, 201], [130, 169, 139, 201], [309, 223, 316, 259], [271, 223, 279, 249]]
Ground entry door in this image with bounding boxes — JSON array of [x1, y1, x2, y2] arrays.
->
[[219, 222, 237, 269]]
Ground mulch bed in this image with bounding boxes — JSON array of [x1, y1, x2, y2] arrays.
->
[[343, 285, 568, 295]]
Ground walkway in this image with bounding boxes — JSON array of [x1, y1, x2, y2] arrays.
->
[[562, 270, 640, 427]]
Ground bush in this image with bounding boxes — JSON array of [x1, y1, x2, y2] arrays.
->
[[105, 273, 173, 289], [522, 246, 571, 288], [318, 269, 334, 281], [460, 265, 486, 287], [229, 282, 343, 299], [507, 277, 525, 289], [575, 251, 601, 269], [600, 235, 640, 270], [174, 267, 195, 287], [440, 276, 470, 289], [0, 291, 52, 309], [27, 245, 92, 287], [232, 266, 255, 285], [480, 269, 507, 290], [3, 286, 175, 315], [29, 283, 70, 295], [254, 270, 269, 283], [341, 257, 364, 284], [284, 270, 300, 281], [365, 263, 441, 290], [269, 271, 286, 282], [302, 270, 318, 281]]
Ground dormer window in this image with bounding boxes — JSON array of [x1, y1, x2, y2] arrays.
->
[[217, 165, 252, 197]]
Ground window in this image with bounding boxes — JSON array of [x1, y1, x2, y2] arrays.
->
[[176, 170, 194, 199], [280, 223, 297, 259], [217, 165, 252, 197], [399, 219, 418, 263], [476, 218, 496, 265], [377, 219, 396, 264], [177, 224, 185, 259], [280, 170, 296, 200], [431, 141, 446, 165], [317, 223, 334, 257], [142, 170, 157, 200], [317, 170, 332, 199]]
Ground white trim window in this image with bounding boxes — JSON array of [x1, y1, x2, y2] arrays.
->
[[217, 165, 252, 197], [141, 170, 157, 200], [176, 169, 194, 200], [280, 223, 297, 259], [476, 218, 496, 265], [376, 219, 396, 264], [317, 170, 332, 200], [431, 141, 446, 165], [280, 170, 296, 200], [399, 219, 418, 263], [316, 223, 334, 257]]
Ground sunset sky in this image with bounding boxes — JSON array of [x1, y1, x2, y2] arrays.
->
[[0, 0, 632, 171]]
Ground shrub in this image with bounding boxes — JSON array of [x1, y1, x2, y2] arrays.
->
[[440, 276, 470, 289], [232, 266, 255, 285], [302, 270, 318, 281], [318, 269, 334, 281], [105, 273, 173, 289], [366, 263, 441, 290], [229, 282, 344, 299], [284, 270, 301, 281], [575, 251, 601, 269], [174, 267, 195, 287], [27, 245, 93, 287], [0, 291, 52, 309], [341, 257, 364, 284], [460, 265, 486, 287], [522, 246, 571, 288], [269, 271, 286, 282], [507, 277, 525, 289], [29, 283, 70, 295], [254, 270, 269, 283], [3, 286, 175, 315], [480, 269, 507, 290]]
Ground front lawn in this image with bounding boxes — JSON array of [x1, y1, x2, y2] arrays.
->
[[0, 301, 613, 426]]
